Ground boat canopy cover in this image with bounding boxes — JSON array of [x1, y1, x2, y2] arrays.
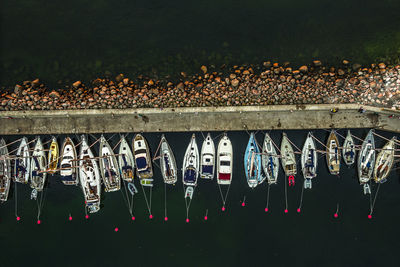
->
[[61, 175, 74, 181], [136, 157, 148, 170], [184, 168, 196, 183], [218, 173, 231, 180], [202, 165, 213, 175]]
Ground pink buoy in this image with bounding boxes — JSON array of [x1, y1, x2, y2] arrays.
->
[[204, 216, 208, 221], [186, 218, 189, 223], [164, 217, 168, 221], [16, 216, 21, 221], [37, 220, 41, 225], [297, 208, 301, 213], [284, 209, 288, 213], [68, 215, 72, 221], [149, 214, 153, 219], [241, 202, 245, 207], [368, 214, 372, 219], [264, 208, 269, 212], [114, 227, 119, 232], [131, 216, 136, 221], [85, 215, 89, 219], [334, 213, 338, 218], [221, 206, 226, 211]]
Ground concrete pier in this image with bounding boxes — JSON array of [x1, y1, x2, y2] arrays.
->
[[0, 104, 399, 135]]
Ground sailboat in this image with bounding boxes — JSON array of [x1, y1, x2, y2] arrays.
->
[[373, 137, 396, 183], [216, 133, 233, 185], [133, 134, 153, 186], [99, 135, 121, 192], [301, 132, 317, 189], [60, 137, 78, 185], [47, 136, 59, 174], [160, 134, 177, 184], [342, 130, 356, 166], [200, 133, 215, 179], [79, 135, 101, 213], [0, 139, 11, 202], [30, 137, 47, 194], [326, 130, 340, 175], [357, 129, 375, 194], [182, 134, 199, 199], [280, 133, 297, 186], [262, 133, 279, 184], [244, 133, 262, 188], [15, 137, 30, 184], [118, 136, 135, 182]]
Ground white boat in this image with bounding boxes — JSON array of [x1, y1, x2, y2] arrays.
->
[[216, 133, 233, 185], [99, 135, 121, 192], [326, 130, 340, 175], [30, 138, 47, 191], [358, 129, 375, 194], [280, 133, 297, 177], [244, 133, 262, 188], [373, 137, 396, 184], [182, 134, 199, 199], [342, 130, 356, 166], [301, 132, 317, 189], [200, 133, 215, 179], [0, 138, 11, 202], [133, 134, 153, 186], [15, 137, 30, 184], [60, 137, 78, 185], [262, 133, 279, 184], [160, 134, 177, 184], [79, 135, 101, 213], [118, 136, 135, 182], [47, 136, 59, 174]]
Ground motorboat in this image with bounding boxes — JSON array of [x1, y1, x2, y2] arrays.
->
[[244, 133, 262, 188], [160, 134, 177, 184], [357, 129, 375, 194], [200, 133, 215, 179], [373, 137, 396, 184], [15, 137, 30, 184], [326, 130, 340, 175], [262, 133, 279, 184], [0, 138, 11, 202], [30, 137, 47, 191], [133, 134, 153, 186], [342, 130, 356, 166], [47, 136, 59, 174], [60, 137, 78, 185], [301, 132, 317, 189], [79, 135, 101, 213], [118, 136, 135, 182], [216, 133, 233, 185], [99, 135, 121, 192], [280, 133, 297, 177]]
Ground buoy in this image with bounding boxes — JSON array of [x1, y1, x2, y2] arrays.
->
[[297, 208, 301, 213], [221, 206, 226, 211], [149, 214, 153, 219], [204, 216, 208, 221], [241, 202, 245, 207], [264, 208, 269, 212], [186, 218, 189, 223], [68, 215, 72, 221], [131, 216, 135, 221], [114, 227, 119, 232], [284, 209, 288, 213], [16, 216, 21, 221], [334, 213, 338, 218], [164, 217, 168, 221], [37, 220, 41, 225], [85, 215, 89, 219], [368, 214, 372, 219]]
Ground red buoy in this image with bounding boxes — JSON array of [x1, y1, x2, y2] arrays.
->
[[68, 215, 72, 221], [334, 213, 338, 218], [284, 209, 288, 213], [16, 216, 21, 221], [85, 215, 89, 219], [297, 208, 301, 213], [368, 214, 372, 219], [164, 217, 168, 221], [149, 214, 153, 219], [131, 216, 136, 221], [241, 202, 245, 207], [114, 227, 119, 232], [221, 206, 226, 211], [264, 208, 269, 212], [204, 216, 208, 221], [186, 218, 189, 223], [37, 220, 41, 225]]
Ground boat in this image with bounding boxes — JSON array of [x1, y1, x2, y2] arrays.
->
[[133, 134, 153, 186], [326, 130, 340, 175], [160, 134, 177, 184], [99, 135, 121, 192], [128, 182, 138, 195], [342, 130, 356, 166], [15, 137, 30, 184], [373, 137, 396, 183], [79, 135, 101, 213], [60, 137, 78, 185], [216, 133, 233, 185], [280, 133, 297, 177], [357, 129, 375, 194], [262, 133, 279, 184], [47, 136, 59, 174], [0, 139, 11, 202], [200, 133, 215, 179], [244, 133, 262, 188], [182, 134, 199, 187], [301, 132, 317, 189], [118, 136, 135, 182], [30, 137, 47, 191]]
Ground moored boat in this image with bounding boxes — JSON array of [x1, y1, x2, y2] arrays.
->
[[182, 134, 199, 188], [0, 139, 11, 202], [357, 129, 375, 194], [60, 137, 78, 185], [200, 133, 215, 179], [342, 130, 356, 166], [216, 133, 233, 185], [79, 135, 101, 213], [373, 137, 396, 184], [326, 130, 340, 175], [118, 136, 135, 182], [133, 134, 153, 186], [280, 133, 297, 177], [262, 133, 279, 184], [15, 137, 30, 184], [244, 133, 262, 188], [99, 135, 121, 192], [30, 137, 47, 191], [47, 136, 59, 174], [301, 132, 317, 189], [160, 134, 177, 184]]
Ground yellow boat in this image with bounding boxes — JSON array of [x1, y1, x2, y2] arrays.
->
[[48, 137, 59, 174]]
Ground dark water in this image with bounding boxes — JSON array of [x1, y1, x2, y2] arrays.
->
[[0, 129, 399, 266], [1, 0, 400, 87]]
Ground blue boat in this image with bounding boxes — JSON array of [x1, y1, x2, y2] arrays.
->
[[244, 133, 262, 188]]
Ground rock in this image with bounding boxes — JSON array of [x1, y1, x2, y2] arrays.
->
[[352, 63, 361, 71], [313, 60, 322, 67], [167, 82, 173, 87], [378, 62, 386, 69], [299, 66, 308, 73], [32, 79, 40, 88], [14, 85, 22, 95], [115, 74, 124, 83], [49, 91, 61, 98], [123, 78, 129, 85], [201, 65, 207, 74], [176, 82, 184, 90], [229, 73, 236, 80], [242, 70, 250, 75], [231, 79, 239, 87], [263, 61, 272, 68], [343, 60, 350, 65], [338, 69, 345, 76], [148, 80, 154, 86], [73, 81, 82, 88]]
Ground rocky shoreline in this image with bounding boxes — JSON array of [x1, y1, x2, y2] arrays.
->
[[1, 60, 400, 111]]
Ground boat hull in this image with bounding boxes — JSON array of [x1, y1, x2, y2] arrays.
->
[[326, 130, 340, 175], [373, 138, 396, 183], [0, 138, 11, 202], [244, 133, 262, 188], [160, 135, 177, 184], [280, 133, 297, 177], [60, 137, 78, 185], [262, 133, 279, 184], [99, 136, 121, 192], [200, 133, 215, 180], [182, 134, 199, 186], [30, 138, 47, 191], [357, 130, 375, 184], [217, 134, 233, 185]]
